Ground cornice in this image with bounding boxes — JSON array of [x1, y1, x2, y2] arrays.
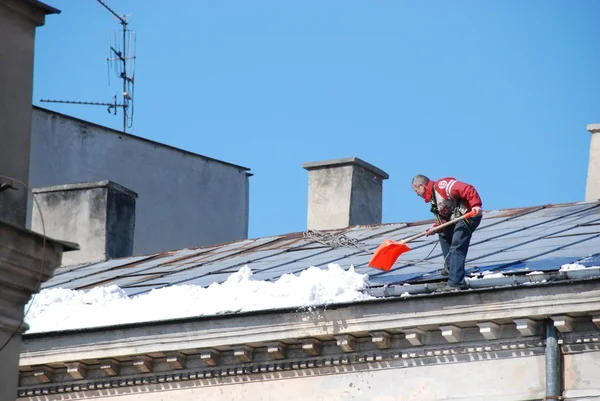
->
[[18, 329, 600, 398], [20, 280, 600, 366], [17, 281, 600, 396]]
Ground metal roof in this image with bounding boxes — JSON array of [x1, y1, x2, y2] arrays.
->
[[42, 201, 600, 296]]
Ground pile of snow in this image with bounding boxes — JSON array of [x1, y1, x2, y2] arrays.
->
[[559, 263, 600, 272], [468, 271, 506, 280], [526, 271, 546, 276], [24, 264, 374, 334]]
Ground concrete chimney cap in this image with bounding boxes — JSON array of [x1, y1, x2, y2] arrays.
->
[[302, 157, 389, 180], [587, 124, 600, 134], [32, 180, 138, 198]]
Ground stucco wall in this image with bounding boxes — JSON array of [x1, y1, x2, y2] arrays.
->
[[564, 351, 600, 400], [16, 357, 546, 401], [28, 107, 250, 256], [585, 127, 600, 201], [0, 3, 36, 227], [1, 334, 22, 401]]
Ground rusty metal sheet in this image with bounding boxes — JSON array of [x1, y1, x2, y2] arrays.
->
[[44, 201, 600, 295]]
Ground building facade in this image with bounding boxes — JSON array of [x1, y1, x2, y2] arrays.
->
[[28, 107, 251, 258]]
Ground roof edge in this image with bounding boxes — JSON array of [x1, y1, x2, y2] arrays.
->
[[26, 0, 60, 14], [33, 106, 251, 172]]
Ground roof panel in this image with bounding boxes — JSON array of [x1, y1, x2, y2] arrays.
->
[[46, 202, 600, 293], [42, 255, 156, 289]]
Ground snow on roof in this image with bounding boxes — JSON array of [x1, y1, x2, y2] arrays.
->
[[25, 201, 600, 333]]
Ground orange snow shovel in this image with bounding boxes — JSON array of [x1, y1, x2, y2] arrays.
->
[[368, 210, 477, 271]]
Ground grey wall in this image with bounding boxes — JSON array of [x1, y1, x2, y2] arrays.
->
[[585, 124, 600, 201], [17, 351, 600, 401], [31, 181, 137, 266], [0, 1, 42, 227], [0, 334, 21, 401], [350, 163, 385, 226], [16, 356, 547, 401], [29, 107, 250, 256], [564, 352, 600, 400], [0, 221, 66, 401], [303, 157, 389, 230]]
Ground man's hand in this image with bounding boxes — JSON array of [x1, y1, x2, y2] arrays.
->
[[425, 223, 439, 236], [471, 206, 482, 216]]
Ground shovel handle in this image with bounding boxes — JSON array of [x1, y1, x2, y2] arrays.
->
[[401, 210, 478, 244]]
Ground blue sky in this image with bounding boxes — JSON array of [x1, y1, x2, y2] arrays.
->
[[33, 1, 600, 239]]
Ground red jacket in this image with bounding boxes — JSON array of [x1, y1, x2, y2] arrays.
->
[[426, 177, 482, 222]]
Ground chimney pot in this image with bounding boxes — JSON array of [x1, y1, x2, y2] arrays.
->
[[31, 181, 137, 265], [585, 124, 600, 201], [303, 157, 389, 230]]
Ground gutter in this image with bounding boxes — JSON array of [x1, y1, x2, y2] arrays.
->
[[366, 268, 600, 297], [545, 319, 563, 400]]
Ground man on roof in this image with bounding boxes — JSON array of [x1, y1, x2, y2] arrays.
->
[[411, 175, 483, 290]]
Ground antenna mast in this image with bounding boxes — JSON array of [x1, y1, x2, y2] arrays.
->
[[40, 0, 136, 133]]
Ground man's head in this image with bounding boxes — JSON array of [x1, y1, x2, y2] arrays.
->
[[411, 174, 430, 199]]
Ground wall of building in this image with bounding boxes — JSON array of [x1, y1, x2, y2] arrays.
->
[[1, 335, 22, 401], [0, 3, 37, 227], [585, 125, 600, 202], [16, 356, 547, 401], [17, 352, 600, 401], [564, 351, 600, 400], [29, 107, 250, 257]]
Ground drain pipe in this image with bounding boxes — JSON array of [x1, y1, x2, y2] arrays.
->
[[545, 320, 562, 400]]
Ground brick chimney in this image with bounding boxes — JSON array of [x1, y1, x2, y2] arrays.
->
[[31, 181, 137, 266], [585, 124, 600, 201], [303, 157, 389, 230]]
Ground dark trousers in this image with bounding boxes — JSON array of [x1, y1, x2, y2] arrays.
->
[[438, 214, 482, 287]]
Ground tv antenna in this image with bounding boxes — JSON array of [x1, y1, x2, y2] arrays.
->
[[40, 0, 136, 133]]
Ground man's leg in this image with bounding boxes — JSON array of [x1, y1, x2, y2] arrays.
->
[[447, 215, 482, 287], [437, 226, 453, 275]]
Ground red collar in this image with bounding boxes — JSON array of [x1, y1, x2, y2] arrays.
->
[[424, 181, 434, 203]]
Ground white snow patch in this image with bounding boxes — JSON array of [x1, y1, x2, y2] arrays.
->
[[559, 263, 600, 271], [24, 264, 373, 334], [526, 271, 546, 276], [471, 272, 506, 279]]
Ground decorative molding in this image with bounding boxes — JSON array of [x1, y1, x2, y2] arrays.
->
[[20, 281, 600, 367], [477, 322, 503, 340], [233, 346, 254, 363], [404, 329, 425, 346], [266, 342, 287, 359], [301, 338, 322, 356], [440, 325, 463, 343], [369, 331, 391, 349], [99, 359, 120, 376], [65, 362, 87, 380], [133, 356, 153, 373], [336, 335, 357, 352], [552, 315, 575, 333], [17, 312, 600, 395], [18, 338, 550, 396], [591, 314, 600, 329], [514, 318, 539, 336], [33, 366, 53, 383], [166, 352, 186, 369], [200, 350, 220, 366]]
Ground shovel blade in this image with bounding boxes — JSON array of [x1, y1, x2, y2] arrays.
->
[[368, 239, 411, 271]]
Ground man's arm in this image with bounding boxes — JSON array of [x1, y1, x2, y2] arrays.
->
[[447, 180, 482, 210]]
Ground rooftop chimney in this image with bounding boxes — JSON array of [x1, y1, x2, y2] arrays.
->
[[586, 124, 600, 201], [303, 157, 389, 230], [31, 181, 137, 266]]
